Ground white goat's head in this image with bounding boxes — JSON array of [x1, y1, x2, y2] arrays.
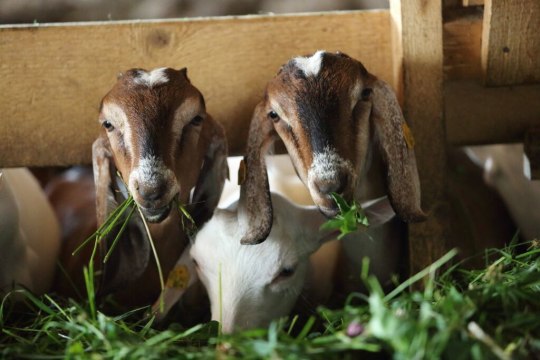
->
[[239, 51, 425, 244], [153, 193, 394, 333], [96, 67, 226, 223]]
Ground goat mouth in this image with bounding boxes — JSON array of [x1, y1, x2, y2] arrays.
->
[[319, 205, 340, 218], [140, 203, 172, 223]]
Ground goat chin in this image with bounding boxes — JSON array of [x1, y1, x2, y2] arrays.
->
[[0, 168, 61, 297]]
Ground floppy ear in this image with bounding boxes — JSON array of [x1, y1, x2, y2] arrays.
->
[[368, 78, 426, 222], [238, 102, 277, 245], [190, 116, 229, 227], [92, 135, 117, 225], [150, 244, 198, 323], [92, 135, 151, 296]]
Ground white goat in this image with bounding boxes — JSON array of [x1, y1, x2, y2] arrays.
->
[[467, 144, 540, 241], [50, 67, 228, 307], [0, 168, 60, 296], [152, 155, 395, 333]]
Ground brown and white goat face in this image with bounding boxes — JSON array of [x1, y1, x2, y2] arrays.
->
[[98, 68, 206, 222], [244, 51, 424, 226]]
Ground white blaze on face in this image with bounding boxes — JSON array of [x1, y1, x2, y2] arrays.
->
[[133, 67, 169, 87], [101, 102, 134, 154], [293, 50, 325, 77]]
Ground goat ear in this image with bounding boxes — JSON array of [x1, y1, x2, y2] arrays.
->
[[238, 102, 277, 244], [92, 134, 117, 225], [190, 116, 229, 227], [92, 135, 151, 296], [150, 244, 198, 323], [369, 79, 426, 222]]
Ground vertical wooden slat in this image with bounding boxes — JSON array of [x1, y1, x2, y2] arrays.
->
[[390, 0, 448, 274], [482, 0, 540, 86]]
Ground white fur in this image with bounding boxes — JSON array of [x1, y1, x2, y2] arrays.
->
[[129, 156, 178, 208], [133, 67, 169, 87], [350, 81, 362, 111], [101, 102, 133, 154], [0, 168, 60, 296], [293, 50, 325, 77], [306, 147, 355, 208]]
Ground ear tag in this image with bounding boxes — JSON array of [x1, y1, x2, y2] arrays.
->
[[165, 265, 191, 289], [402, 122, 415, 149], [238, 159, 247, 185]]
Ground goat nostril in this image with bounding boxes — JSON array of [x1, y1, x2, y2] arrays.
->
[[138, 182, 167, 203], [314, 175, 348, 196]]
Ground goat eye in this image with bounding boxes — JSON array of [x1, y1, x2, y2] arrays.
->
[[274, 266, 296, 282], [361, 88, 373, 101], [102, 120, 114, 131], [190, 115, 203, 126], [268, 111, 280, 122]]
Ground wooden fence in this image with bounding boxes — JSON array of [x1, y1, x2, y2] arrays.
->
[[1, 0, 539, 272]]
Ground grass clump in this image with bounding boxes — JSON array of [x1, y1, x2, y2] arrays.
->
[[2, 240, 539, 359], [320, 193, 370, 239]]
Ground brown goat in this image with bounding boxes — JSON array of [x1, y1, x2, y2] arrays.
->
[[52, 68, 227, 308], [239, 51, 425, 246]]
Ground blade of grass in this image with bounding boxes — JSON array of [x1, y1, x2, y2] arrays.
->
[[103, 204, 137, 263], [384, 248, 458, 302]]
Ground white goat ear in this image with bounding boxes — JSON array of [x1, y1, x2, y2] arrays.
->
[[151, 244, 198, 323], [369, 79, 426, 222], [238, 102, 277, 245], [190, 116, 229, 227]]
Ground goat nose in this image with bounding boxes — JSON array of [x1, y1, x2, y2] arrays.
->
[[314, 174, 348, 195], [138, 181, 167, 202]]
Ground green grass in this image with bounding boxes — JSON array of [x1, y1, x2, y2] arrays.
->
[[1, 239, 539, 359]]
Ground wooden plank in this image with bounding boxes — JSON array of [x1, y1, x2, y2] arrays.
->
[[0, 11, 394, 167], [390, 0, 449, 275], [482, 0, 540, 86], [446, 81, 540, 146]]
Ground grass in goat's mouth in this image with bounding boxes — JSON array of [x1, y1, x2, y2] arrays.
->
[[320, 193, 370, 239], [72, 189, 196, 299]]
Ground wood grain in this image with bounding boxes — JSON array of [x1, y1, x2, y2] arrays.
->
[[482, 0, 540, 86], [391, 0, 449, 275], [446, 81, 540, 146], [0, 11, 393, 167]]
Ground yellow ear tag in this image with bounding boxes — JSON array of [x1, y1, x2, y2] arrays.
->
[[238, 159, 247, 185], [165, 265, 190, 289], [402, 122, 415, 149]]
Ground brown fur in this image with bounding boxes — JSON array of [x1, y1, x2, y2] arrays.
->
[[240, 51, 425, 245], [51, 68, 227, 308]]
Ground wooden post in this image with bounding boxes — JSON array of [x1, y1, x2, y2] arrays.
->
[[390, 0, 449, 275]]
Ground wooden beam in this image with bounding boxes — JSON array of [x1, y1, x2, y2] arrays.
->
[[0, 11, 393, 167], [446, 81, 540, 145], [482, 0, 540, 86], [391, 0, 449, 275]]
